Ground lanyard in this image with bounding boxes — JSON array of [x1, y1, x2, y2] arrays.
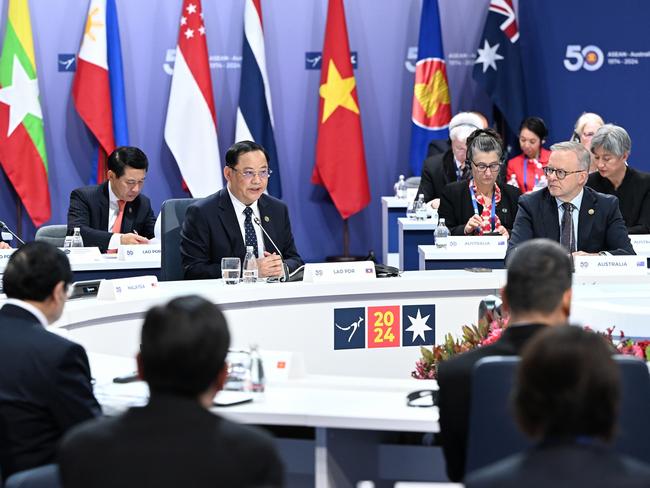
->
[[469, 180, 497, 231]]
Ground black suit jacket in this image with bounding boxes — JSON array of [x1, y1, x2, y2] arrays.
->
[[438, 181, 521, 236], [416, 150, 460, 203], [180, 188, 303, 279], [67, 181, 156, 252], [587, 167, 650, 235], [59, 393, 284, 488], [0, 304, 100, 478], [507, 186, 635, 258], [465, 440, 650, 488], [437, 323, 547, 482]]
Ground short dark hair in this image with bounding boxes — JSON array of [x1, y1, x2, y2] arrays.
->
[[519, 116, 548, 141], [504, 239, 572, 316], [107, 146, 149, 177], [225, 140, 269, 169], [3, 241, 73, 301], [140, 295, 231, 397], [514, 326, 619, 440]]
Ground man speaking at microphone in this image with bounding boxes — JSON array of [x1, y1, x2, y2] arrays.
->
[[181, 141, 303, 280]]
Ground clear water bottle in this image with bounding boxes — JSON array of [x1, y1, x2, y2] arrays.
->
[[394, 174, 407, 199], [406, 201, 416, 219], [242, 246, 258, 283], [434, 218, 450, 248], [71, 227, 84, 247], [249, 345, 265, 393], [415, 194, 427, 220]]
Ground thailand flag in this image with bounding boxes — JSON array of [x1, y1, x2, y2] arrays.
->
[[73, 0, 128, 184], [235, 0, 281, 197], [165, 0, 222, 197]]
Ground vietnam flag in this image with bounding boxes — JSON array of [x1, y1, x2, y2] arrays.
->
[[312, 0, 370, 220], [0, 0, 51, 226]]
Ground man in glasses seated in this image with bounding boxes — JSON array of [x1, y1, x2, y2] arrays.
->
[[181, 140, 303, 280], [67, 146, 156, 253], [507, 141, 634, 258]]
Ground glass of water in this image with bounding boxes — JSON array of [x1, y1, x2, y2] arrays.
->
[[63, 236, 74, 249], [221, 257, 241, 284]]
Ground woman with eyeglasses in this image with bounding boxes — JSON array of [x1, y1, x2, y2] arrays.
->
[[506, 117, 551, 193], [439, 129, 521, 237]]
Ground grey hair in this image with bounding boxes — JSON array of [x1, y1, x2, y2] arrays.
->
[[450, 123, 477, 143], [550, 141, 591, 171], [574, 112, 604, 133], [590, 124, 631, 158]]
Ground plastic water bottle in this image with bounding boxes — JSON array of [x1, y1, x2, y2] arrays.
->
[[434, 218, 450, 248], [507, 173, 519, 188], [415, 194, 427, 221], [249, 345, 265, 393], [406, 201, 416, 219], [394, 174, 407, 199], [242, 246, 258, 283], [71, 227, 84, 248]]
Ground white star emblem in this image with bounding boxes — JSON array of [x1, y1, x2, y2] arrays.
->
[[475, 39, 504, 73], [180, 16, 187, 25], [184, 28, 194, 39], [0, 56, 43, 137], [186, 3, 197, 14], [405, 309, 432, 342], [198, 25, 205, 36]]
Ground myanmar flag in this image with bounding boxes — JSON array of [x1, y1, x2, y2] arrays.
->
[[0, 0, 50, 226]]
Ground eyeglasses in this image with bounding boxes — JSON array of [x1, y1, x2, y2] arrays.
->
[[231, 168, 273, 180], [121, 178, 145, 188], [472, 162, 501, 173], [542, 166, 586, 180]]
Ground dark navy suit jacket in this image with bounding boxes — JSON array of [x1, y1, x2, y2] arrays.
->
[[180, 188, 303, 279], [0, 304, 100, 477], [67, 181, 156, 252], [507, 186, 634, 258]]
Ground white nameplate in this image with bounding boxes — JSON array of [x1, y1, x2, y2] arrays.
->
[[446, 236, 507, 253], [0, 248, 17, 272], [61, 247, 102, 263], [97, 275, 159, 301], [573, 255, 648, 276], [630, 235, 650, 255], [262, 350, 305, 382], [118, 243, 161, 262], [303, 261, 376, 283]]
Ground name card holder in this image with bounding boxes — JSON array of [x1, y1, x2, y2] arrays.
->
[[630, 235, 650, 255], [62, 247, 102, 263], [303, 261, 376, 283], [97, 275, 159, 301], [573, 255, 648, 276], [118, 243, 161, 261], [446, 236, 507, 252]]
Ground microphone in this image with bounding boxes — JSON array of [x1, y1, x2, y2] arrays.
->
[[253, 216, 289, 282], [0, 221, 25, 245]]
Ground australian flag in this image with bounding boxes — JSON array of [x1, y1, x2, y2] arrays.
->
[[473, 0, 527, 136]]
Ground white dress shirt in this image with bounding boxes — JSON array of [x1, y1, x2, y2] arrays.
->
[[4, 298, 49, 327], [227, 188, 265, 258], [107, 184, 122, 250]]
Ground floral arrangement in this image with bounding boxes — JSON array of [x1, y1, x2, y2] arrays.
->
[[412, 318, 650, 380]]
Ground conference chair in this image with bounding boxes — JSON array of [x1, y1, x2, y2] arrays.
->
[[4, 464, 61, 488], [34, 225, 67, 247], [160, 198, 197, 281], [465, 356, 530, 475]]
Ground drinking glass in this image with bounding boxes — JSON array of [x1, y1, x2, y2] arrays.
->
[[221, 257, 241, 284]]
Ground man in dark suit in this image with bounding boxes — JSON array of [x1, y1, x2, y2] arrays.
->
[[67, 146, 156, 252], [181, 140, 303, 279], [465, 326, 650, 488], [437, 239, 573, 482], [59, 295, 284, 488], [0, 242, 100, 478]]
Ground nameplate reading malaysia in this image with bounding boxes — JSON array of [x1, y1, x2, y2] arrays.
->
[[118, 243, 161, 262], [573, 255, 648, 276], [445, 236, 507, 253], [0, 248, 16, 272], [61, 247, 102, 263], [97, 275, 159, 301], [303, 261, 376, 283]]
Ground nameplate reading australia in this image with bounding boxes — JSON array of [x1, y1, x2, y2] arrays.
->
[[97, 275, 159, 301], [573, 256, 647, 276], [630, 235, 650, 254], [118, 243, 161, 262], [446, 236, 507, 254], [0, 248, 16, 271], [303, 261, 376, 283]]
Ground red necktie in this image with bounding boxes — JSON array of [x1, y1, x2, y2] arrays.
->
[[111, 200, 126, 233]]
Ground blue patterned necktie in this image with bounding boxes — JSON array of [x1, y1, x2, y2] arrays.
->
[[243, 206, 258, 258]]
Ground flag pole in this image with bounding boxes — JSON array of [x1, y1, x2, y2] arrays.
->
[[343, 218, 349, 257]]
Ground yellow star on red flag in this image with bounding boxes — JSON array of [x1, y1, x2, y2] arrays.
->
[[319, 59, 359, 123]]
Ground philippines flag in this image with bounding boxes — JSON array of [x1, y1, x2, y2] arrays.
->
[[165, 0, 222, 197], [408, 0, 451, 177], [235, 0, 281, 198], [73, 0, 128, 184]]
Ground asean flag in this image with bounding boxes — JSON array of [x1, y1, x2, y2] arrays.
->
[[312, 0, 370, 220], [73, 0, 129, 184], [408, 0, 451, 176]]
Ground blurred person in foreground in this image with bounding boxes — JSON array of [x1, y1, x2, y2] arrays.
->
[[59, 295, 284, 488], [437, 238, 572, 482], [466, 326, 650, 488]]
